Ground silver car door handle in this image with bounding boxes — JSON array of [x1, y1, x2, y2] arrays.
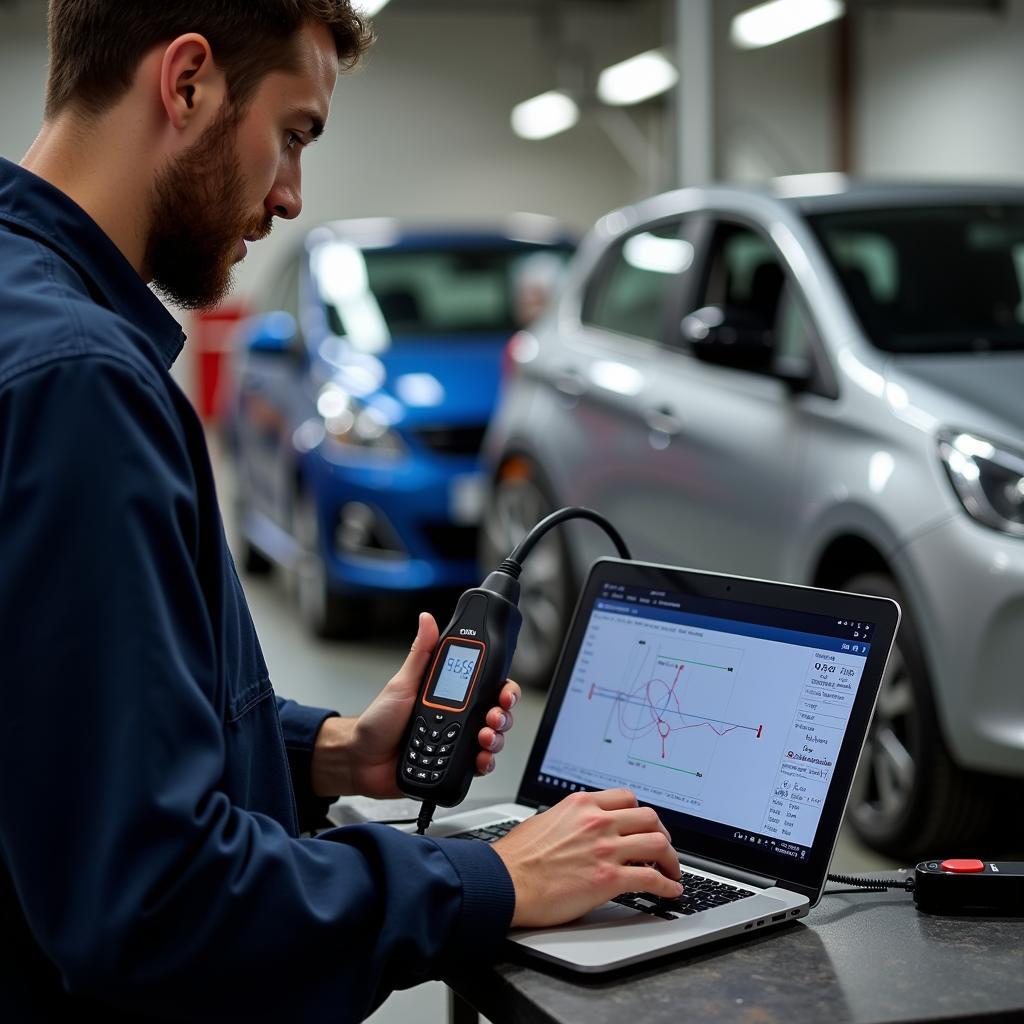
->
[[555, 369, 588, 397], [644, 405, 683, 435]]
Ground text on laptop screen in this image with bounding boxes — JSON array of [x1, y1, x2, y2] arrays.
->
[[538, 582, 875, 861]]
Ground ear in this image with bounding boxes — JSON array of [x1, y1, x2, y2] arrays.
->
[[158, 33, 224, 131]]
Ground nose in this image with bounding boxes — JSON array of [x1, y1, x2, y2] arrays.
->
[[265, 169, 302, 221]]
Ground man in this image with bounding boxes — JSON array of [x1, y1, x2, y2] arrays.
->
[[0, 2, 683, 1020]]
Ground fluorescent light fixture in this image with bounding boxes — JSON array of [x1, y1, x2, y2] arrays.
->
[[356, 0, 392, 16], [511, 91, 579, 141], [731, 0, 844, 50], [772, 171, 848, 198], [597, 50, 678, 106]]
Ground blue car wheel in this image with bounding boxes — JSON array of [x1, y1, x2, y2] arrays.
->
[[293, 488, 361, 639]]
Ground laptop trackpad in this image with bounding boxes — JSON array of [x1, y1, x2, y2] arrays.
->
[[577, 902, 652, 926]]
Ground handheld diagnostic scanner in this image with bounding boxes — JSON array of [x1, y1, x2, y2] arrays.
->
[[395, 507, 630, 832], [398, 568, 522, 810]]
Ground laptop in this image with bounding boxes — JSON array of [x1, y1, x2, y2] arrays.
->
[[424, 557, 900, 972]]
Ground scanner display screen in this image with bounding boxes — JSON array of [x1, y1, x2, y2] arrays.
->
[[430, 643, 482, 704]]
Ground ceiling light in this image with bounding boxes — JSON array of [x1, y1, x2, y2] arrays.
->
[[731, 0, 844, 50], [511, 91, 579, 141], [597, 50, 678, 106], [356, 0, 392, 15]]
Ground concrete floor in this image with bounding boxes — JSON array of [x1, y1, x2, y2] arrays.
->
[[213, 434, 895, 1023]]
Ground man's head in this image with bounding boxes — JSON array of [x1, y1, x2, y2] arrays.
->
[[44, 1, 372, 309]]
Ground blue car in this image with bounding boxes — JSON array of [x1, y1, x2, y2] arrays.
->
[[231, 218, 573, 636]]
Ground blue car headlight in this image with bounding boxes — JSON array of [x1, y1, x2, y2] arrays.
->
[[314, 384, 405, 459], [938, 429, 1024, 537]]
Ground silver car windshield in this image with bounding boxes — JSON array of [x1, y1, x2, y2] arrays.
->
[[808, 205, 1024, 354]]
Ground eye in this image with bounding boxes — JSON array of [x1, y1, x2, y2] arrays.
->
[[286, 131, 304, 152]]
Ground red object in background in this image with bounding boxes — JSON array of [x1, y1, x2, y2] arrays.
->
[[191, 302, 248, 421]]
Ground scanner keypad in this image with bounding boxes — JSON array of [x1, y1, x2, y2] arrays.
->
[[407, 714, 460, 785]]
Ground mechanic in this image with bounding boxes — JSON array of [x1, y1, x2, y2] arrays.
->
[[0, 2, 683, 1020]]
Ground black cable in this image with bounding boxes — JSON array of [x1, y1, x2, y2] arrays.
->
[[415, 800, 436, 836], [507, 506, 631, 568], [827, 872, 915, 892]]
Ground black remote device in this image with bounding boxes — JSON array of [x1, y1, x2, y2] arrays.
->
[[396, 569, 523, 808], [914, 859, 1024, 915]]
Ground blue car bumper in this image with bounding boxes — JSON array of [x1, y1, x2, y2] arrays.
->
[[305, 447, 483, 594]]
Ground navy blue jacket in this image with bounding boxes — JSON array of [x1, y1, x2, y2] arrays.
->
[[0, 158, 515, 1022]]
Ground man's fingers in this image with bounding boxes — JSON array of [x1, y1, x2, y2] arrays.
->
[[474, 749, 497, 776], [388, 613, 438, 693], [589, 788, 639, 811], [615, 833, 681, 882], [622, 864, 685, 900], [486, 706, 512, 733], [477, 726, 505, 754], [499, 680, 521, 710], [608, 806, 672, 842]]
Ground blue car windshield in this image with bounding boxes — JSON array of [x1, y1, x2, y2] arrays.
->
[[808, 205, 1024, 354], [323, 244, 572, 341]]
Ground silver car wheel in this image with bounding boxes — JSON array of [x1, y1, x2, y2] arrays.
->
[[850, 643, 916, 832]]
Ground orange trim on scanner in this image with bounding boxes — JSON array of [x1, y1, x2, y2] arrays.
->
[[421, 637, 486, 713]]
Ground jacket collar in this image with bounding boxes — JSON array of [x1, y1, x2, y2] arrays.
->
[[0, 157, 186, 369]]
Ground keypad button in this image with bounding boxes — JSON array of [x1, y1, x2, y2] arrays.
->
[[411, 737, 423, 750], [443, 725, 461, 742], [414, 770, 430, 781], [404, 765, 415, 776], [415, 719, 428, 737], [435, 757, 448, 768], [423, 743, 436, 755], [430, 772, 442, 782], [429, 729, 442, 741], [407, 750, 420, 763], [437, 743, 452, 755], [433, 713, 446, 723], [419, 756, 435, 767]]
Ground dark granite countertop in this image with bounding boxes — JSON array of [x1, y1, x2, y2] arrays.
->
[[447, 880, 1024, 1024]]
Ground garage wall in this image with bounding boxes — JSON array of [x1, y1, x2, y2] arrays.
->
[[855, 1, 1024, 182], [712, 0, 839, 182]]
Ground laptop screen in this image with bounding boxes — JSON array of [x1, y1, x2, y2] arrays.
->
[[520, 559, 899, 898]]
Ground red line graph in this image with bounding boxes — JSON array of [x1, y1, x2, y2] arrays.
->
[[588, 661, 762, 761]]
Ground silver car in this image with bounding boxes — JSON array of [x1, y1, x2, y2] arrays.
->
[[481, 177, 1024, 859]]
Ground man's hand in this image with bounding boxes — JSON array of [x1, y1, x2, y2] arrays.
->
[[310, 612, 521, 799], [492, 789, 682, 928]]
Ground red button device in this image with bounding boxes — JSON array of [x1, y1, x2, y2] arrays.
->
[[939, 859, 985, 873]]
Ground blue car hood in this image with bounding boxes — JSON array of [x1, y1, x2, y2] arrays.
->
[[375, 335, 506, 424]]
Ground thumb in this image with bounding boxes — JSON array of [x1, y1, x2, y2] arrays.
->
[[389, 612, 439, 697]]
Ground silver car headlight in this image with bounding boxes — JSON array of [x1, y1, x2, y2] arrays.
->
[[316, 384, 405, 458], [938, 430, 1024, 537]]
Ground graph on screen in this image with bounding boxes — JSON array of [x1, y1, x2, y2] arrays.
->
[[584, 637, 762, 785], [539, 598, 868, 846]]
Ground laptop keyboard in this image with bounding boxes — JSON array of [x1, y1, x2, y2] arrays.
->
[[450, 819, 757, 920]]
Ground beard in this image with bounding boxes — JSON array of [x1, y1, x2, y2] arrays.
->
[[146, 101, 273, 311]]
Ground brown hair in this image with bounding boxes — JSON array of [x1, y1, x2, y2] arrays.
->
[[45, 0, 373, 120]]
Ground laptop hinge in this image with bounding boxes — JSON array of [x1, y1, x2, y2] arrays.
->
[[677, 851, 777, 890]]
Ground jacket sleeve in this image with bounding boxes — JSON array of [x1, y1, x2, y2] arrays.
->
[[0, 355, 515, 1022], [275, 696, 340, 831]]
